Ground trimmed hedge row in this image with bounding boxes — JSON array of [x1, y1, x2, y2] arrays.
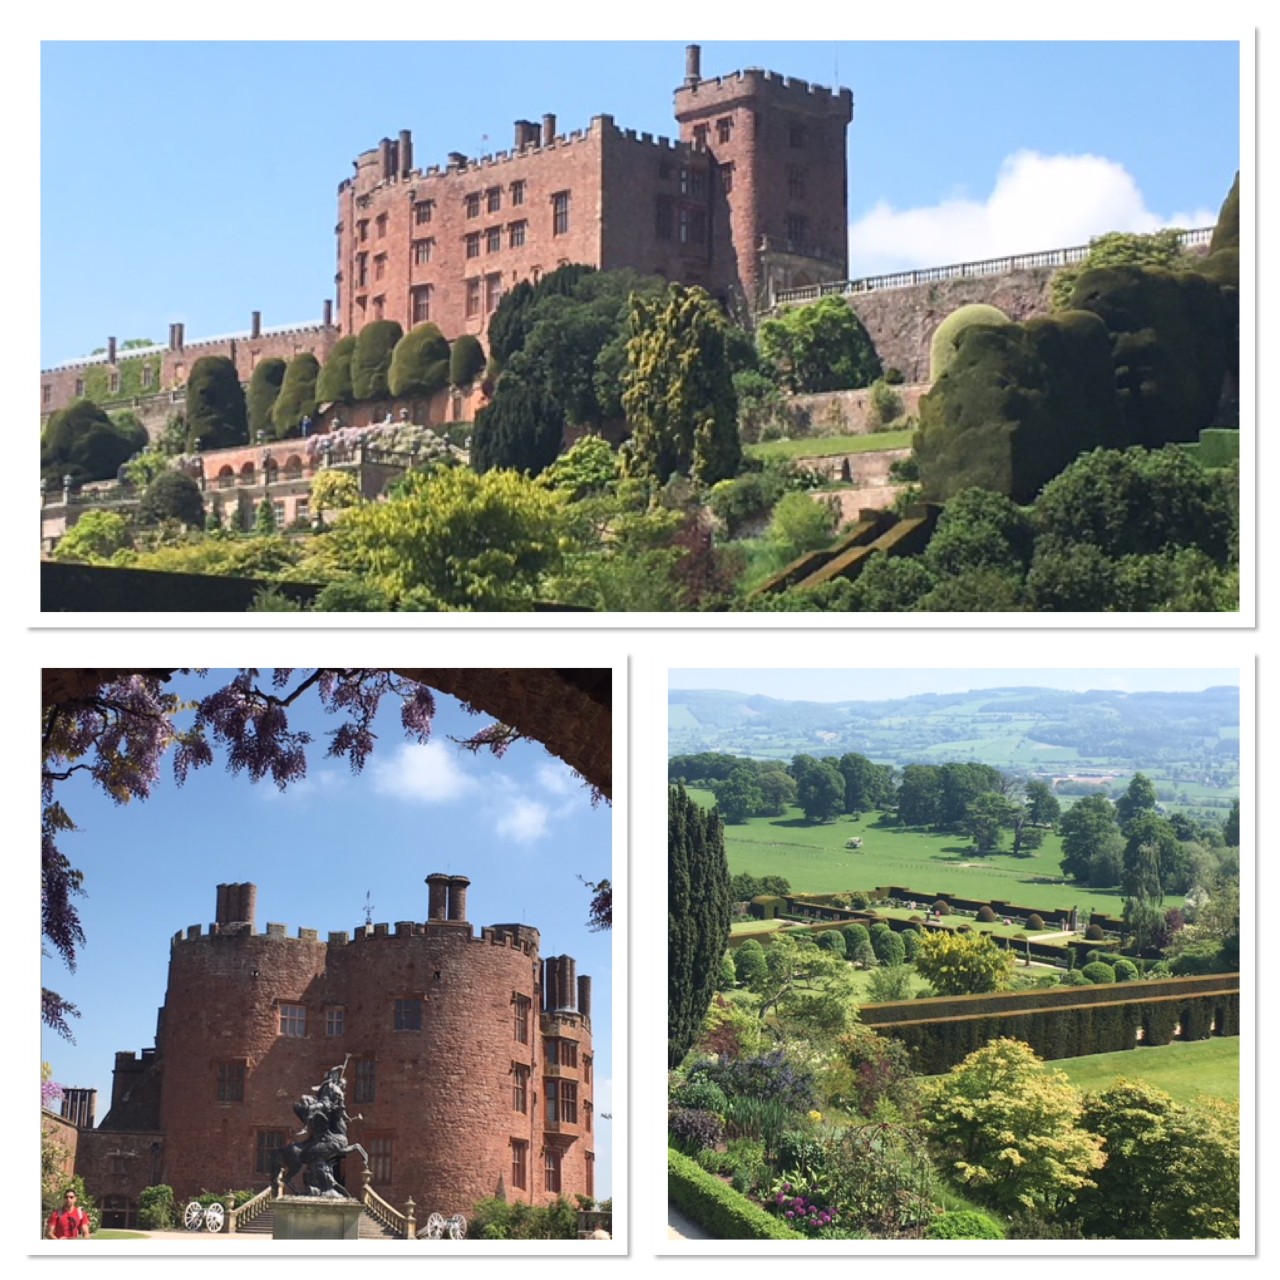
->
[[872, 989, 1238, 1076], [859, 971, 1237, 1026], [668, 1149, 805, 1240]]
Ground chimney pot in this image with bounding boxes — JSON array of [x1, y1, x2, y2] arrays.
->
[[323, 298, 334, 327], [685, 44, 702, 86], [251, 310, 261, 339], [107, 336, 117, 364], [542, 113, 557, 145]]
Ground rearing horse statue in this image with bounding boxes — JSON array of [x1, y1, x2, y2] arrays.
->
[[272, 1060, 369, 1198]]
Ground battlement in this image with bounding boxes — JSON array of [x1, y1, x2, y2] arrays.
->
[[171, 916, 541, 956], [675, 65, 853, 118]]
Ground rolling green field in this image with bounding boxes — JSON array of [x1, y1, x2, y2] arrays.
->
[[691, 789, 1154, 917], [744, 430, 913, 462], [1055, 1037, 1239, 1104]]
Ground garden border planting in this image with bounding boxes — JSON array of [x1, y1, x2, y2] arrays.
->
[[668, 1149, 806, 1240]]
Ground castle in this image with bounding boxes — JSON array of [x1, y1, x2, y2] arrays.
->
[[55, 874, 596, 1227], [39, 44, 852, 421]]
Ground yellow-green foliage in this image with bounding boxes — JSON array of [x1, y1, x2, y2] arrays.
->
[[53, 510, 133, 563], [913, 928, 1014, 996], [928, 304, 1010, 381], [308, 469, 363, 512], [668, 1149, 805, 1239], [327, 466, 568, 609], [924, 1038, 1105, 1213], [1050, 230, 1191, 312]]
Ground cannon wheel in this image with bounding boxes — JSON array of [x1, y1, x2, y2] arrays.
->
[[203, 1202, 225, 1233], [425, 1212, 446, 1239], [447, 1214, 467, 1240], [183, 1201, 205, 1231]]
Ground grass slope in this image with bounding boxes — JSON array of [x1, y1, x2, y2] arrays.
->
[[692, 790, 1147, 917], [1055, 1036, 1239, 1104], [745, 430, 914, 461]]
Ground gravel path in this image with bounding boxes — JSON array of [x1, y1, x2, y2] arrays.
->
[[668, 1202, 714, 1240]]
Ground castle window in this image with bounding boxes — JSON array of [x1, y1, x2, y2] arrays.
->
[[552, 191, 571, 236], [692, 123, 709, 151], [368, 1137, 392, 1185], [513, 993, 531, 1043], [510, 180, 526, 207], [486, 226, 502, 254], [559, 1081, 578, 1124], [585, 1100, 592, 1133], [354, 1059, 376, 1104], [411, 285, 433, 324], [278, 1004, 306, 1037], [509, 220, 527, 249], [717, 115, 733, 145], [255, 1130, 286, 1175], [355, 253, 368, 288], [414, 200, 434, 225], [272, 500, 286, 527], [108, 370, 121, 394], [465, 192, 482, 218], [788, 166, 806, 200], [74, 378, 85, 397], [465, 278, 482, 319], [789, 121, 806, 149], [655, 198, 672, 241], [372, 295, 385, 321], [216, 1061, 245, 1102], [543, 1148, 561, 1193], [374, 253, 387, 281], [42, 383, 52, 405], [357, 219, 369, 242], [513, 1063, 529, 1113], [326, 1007, 345, 1037], [295, 498, 309, 524], [720, 163, 734, 194], [412, 237, 434, 265], [465, 232, 481, 260], [376, 213, 388, 238], [545, 1078, 559, 1123], [485, 273, 504, 314], [510, 1140, 529, 1190], [786, 214, 807, 245], [486, 186, 502, 213], [679, 167, 705, 200], [678, 208, 707, 246], [394, 997, 423, 1031], [141, 364, 154, 389]]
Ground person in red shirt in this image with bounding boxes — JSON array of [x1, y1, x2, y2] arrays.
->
[[45, 1188, 91, 1238]]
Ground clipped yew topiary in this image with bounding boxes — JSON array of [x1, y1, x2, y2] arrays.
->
[[185, 355, 248, 451], [351, 320, 404, 401], [1081, 961, 1116, 984], [389, 323, 451, 399], [932, 900, 951, 916], [1026, 913, 1045, 931], [1112, 957, 1140, 983], [668, 1150, 805, 1240], [247, 357, 287, 440], [41, 398, 148, 485], [271, 353, 320, 438], [976, 905, 997, 923], [1086, 924, 1106, 941], [449, 333, 486, 388], [316, 335, 357, 405], [929, 303, 1011, 380]]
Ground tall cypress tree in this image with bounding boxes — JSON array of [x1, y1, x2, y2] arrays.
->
[[668, 784, 731, 1069]]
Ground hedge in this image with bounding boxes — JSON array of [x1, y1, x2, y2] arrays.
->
[[668, 1149, 805, 1240]]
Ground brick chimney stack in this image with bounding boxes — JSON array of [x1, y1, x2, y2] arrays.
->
[[251, 310, 261, 339], [426, 873, 450, 921], [542, 113, 557, 145], [685, 44, 702, 87], [398, 129, 413, 176], [107, 336, 117, 364]]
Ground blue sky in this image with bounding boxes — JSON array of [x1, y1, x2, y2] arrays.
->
[[668, 668, 1241, 703], [39, 38, 1240, 366], [40, 670, 614, 1198]]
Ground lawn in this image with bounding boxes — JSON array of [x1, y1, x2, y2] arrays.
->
[[745, 430, 913, 462], [1055, 1037, 1239, 1104], [689, 790, 1145, 918]]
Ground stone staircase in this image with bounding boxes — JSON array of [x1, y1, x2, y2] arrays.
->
[[233, 1206, 400, 1239]]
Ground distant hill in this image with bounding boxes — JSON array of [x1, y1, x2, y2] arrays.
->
[[668, 686, 1239, 793]]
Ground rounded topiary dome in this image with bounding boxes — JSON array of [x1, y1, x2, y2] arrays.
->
[[929, 303, 1012, 380]]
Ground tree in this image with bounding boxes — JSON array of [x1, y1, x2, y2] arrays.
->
[[471, 374, 565, 476], [42, 668, 613, 1038], [540, 435, 619, 500], [747, 932, 859, 1043], [1076, 1082, 1239, 1239], [928, 303, 1011, 380], [1050, 229, 1192, 311], [1122, 836, 1165, 950], [965, 791, 1016, 854], [1115, 772, 1159, 829], [1058, 793, 1123, 885], [842, 922, 876, 969], [711, 766, 764, 824], [756, 764, 798, 816], [837, 752, 893, 814], [271, 353, 321, 437], [135, 471, 203, 529], [867, 964, 914, 1003], [389, 323, 451, 399], [791, 755, 844, 822], [668, 784, 731, 1068], [924, 1039, 1105, 1214], [308, 468, 363, 513], [185, 356, 248, 451], [913, 929, 1013, 996], [328, 466, 567, 609], [1223, 797, 1240, 847], [246, 357, 287, 440], [254, 497, 277, 536], [767, 492, 839, 560], [51, 511, 132, 563], [350, 320, 404, 401], [316, 335, 357, 405], [41, 399, 148, 486], [621, 284, 740, 486], [449, 333, 486, 388], [1024, 780, 1060, 827], [756, 295, 882, 393], [733, 938, 769, 988], [896, 764, 942, 827]]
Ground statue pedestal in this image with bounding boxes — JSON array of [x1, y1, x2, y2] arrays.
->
[[272, 1196, 365, 1240]]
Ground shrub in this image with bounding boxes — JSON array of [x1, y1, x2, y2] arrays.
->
[[1026, 913, 1045, 931], [923, 1209, 1006, 1239], [668, 1149, 805, 1239], [1112, 958, 1140, 983], [690, 1049, 816, 1112], [139, 471, 205, 528], [389, 323, 450, 398], [976, 905, 997, 923], [956, 923, 972, 934], [1086, 924, 1106, 941], [271, 353, 321, 437], [185, 355, 248, 451], [247, 358, 287, 440], [929, 303, 1011, 380], [316, 335, 357, 405], [883, 366, 905, 385], [671, 1078, 728, 1116], [816, 928, 846, 957], [668, 1107, 725, 1154], [41, 398, 149, 486], [351, 319, 404, 400], [901, 928, 921, 962], [868, 378, 903, 427], [1081, 961, 1116, 984], [932, 900, 951, 916], [137, 1185, 177, 1231], [449, 333, 486, 387], [1060, 969, 1089, 986]]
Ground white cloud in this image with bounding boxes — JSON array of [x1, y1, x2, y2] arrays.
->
[[257, 766, 349, 803], [367, 742, 477, 804], [535, 760, 579, 799], [494, 796, 552, 843], [849, 151, 1218, 278]]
